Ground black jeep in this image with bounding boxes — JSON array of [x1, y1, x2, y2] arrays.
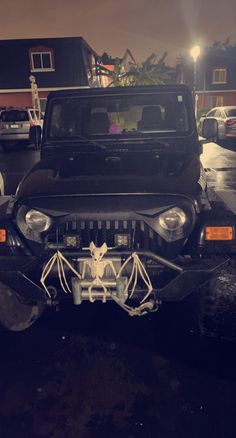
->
[[0, 85, 235, 338]]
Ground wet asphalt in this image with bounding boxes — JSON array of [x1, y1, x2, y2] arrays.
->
[[0, 140, 236, 438]]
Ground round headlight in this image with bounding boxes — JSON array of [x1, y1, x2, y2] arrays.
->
[[159, 207, 186, 231], [25, 209, 52, 232]]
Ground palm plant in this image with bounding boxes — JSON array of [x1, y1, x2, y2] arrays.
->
[[127, 52, 175, 85], [96, 49, 135, 86], [96, 49, 175, 87]]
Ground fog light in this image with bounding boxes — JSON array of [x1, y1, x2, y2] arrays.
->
[[115, 234, 131, 247], [64, 235, 81, 248]]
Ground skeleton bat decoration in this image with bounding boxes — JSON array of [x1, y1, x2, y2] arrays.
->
[[40, 242, 154, 315]]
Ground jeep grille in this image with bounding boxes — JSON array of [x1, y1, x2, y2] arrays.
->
[[45, 219, 163, 252]]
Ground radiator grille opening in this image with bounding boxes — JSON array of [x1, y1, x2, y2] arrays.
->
[[45, 219, 159, 251]]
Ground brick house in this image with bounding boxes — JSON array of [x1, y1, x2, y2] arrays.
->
[[0, 37, 101, 112]]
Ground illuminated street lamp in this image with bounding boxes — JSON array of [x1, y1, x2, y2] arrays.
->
[[190, 45, 201, 119]]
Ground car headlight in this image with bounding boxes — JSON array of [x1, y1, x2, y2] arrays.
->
[[159, 207, 186, 231], [25, 209, 52, 232], [157, 207, 187, 242]]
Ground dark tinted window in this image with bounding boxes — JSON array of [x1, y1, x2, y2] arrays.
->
[[226, 108, 236, 117], [1, 110, 29, 122], [32, 54, 41, 69], [49, 93, 190, 139], [42, 53, 51, 68]]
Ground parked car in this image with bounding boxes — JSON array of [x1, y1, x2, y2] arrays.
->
[[0, 108, 43, 151], [0, 172, 4, 195], [199, 106, 236, 141]]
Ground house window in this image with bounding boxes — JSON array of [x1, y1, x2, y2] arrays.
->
[[30, 48, 55, 72], [209, 95, 224, 107], [212, 68, 227, 84]]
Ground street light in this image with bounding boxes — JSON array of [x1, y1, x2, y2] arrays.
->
[[190, 45, 201, 119]]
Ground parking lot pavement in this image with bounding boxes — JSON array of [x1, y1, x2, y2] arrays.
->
[[201, 141, 236, 171], [200, 141, 236, 213], [1, 307, 236, 438]]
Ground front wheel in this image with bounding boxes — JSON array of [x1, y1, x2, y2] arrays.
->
[[0, 282, 45, 331], [198, 260, 236, 341]]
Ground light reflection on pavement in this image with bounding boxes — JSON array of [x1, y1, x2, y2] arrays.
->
[[201, 141, 236, 214]]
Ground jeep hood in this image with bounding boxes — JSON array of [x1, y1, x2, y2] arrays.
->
[[16, 151, 201, 201]]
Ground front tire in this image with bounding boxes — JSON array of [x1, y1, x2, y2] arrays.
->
[[0, 282, 45, 331]]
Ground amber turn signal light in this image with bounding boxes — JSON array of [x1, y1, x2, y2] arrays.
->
[[205, 226, 233, 241], [0, 229, 7, 243]]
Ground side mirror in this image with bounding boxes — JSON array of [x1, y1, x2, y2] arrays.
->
[[202, 118, 218, 140], [29, 125, 42, 150]]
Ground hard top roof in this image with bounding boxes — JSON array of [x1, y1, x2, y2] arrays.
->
[[47, 84, 191, 101]]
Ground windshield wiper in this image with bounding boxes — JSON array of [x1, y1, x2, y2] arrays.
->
[[124, 130, 171, 146], [146, 138, 170, 148], [44, 135, 107, 151], [44, 133, 171, 153], [74, 134, 108, 150], [102, 135, 170, 149]]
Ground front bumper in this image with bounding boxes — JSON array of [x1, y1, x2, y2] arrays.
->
[[0, 251, 227, 304], [0, 133, 29, 141]]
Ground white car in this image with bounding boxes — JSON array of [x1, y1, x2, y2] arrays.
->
[[199, 106, 236, 141], [0, 172, 4, 195], [0, 108, 43, 151]]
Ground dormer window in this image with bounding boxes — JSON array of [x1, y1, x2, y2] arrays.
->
[[29, 46, 55, 72]]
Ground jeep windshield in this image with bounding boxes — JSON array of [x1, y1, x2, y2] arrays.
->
[[46, 90, 193, 145]]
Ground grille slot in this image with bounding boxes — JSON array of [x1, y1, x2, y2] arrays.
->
[[46, 219, 160, 251]]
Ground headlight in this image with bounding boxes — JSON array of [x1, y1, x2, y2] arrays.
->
[[159, 207, 186, 231], [25, 209, 52, 232], [156, 207, 187, 242]]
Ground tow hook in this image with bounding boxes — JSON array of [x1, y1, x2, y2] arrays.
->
[[46, 286, 59, 310]]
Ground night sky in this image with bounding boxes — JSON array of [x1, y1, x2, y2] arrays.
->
[[0, 0, 235, 64]]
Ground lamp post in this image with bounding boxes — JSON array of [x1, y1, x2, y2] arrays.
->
[[190, 45, 201, 119]]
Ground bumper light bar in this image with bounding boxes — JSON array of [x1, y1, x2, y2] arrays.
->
[[63, 234, 81, 248], [114, 234, 131, 248]]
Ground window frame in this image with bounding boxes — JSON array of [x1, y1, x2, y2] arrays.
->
[[47, 92, 193, 141], [207, 109, 217, 117], [212, 68, 227, 84], [30, 51, 55, 72]]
